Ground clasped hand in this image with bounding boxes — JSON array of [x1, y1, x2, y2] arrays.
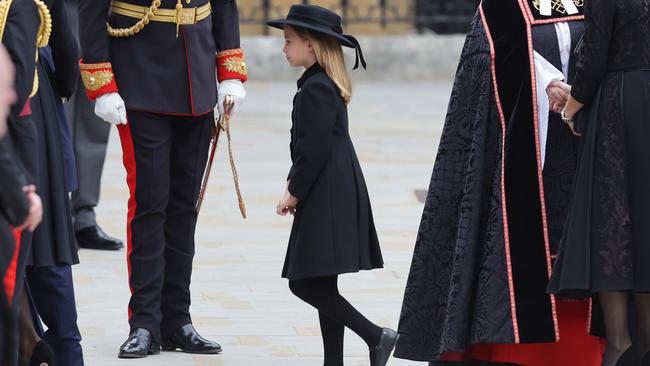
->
[[546, 80, 571, 114], [276, 182, 299, 216]]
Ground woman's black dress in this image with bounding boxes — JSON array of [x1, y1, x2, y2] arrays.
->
[[548, 0, 650, 296], [27, 0, 80, 267], [282, 64, 383, 280]]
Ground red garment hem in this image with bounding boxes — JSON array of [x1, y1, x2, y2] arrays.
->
[[441, 300, 605, 366]]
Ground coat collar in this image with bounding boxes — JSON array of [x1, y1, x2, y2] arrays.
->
[[297, 63, 324, 89]]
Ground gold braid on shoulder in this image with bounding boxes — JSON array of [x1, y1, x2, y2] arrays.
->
[[29, 0, 52, 98], [107, 0, 161, 38]]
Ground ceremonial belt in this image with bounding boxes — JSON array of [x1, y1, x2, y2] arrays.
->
[[111, 1, 211, 25]]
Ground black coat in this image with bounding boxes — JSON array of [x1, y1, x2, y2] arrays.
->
[[282, 64, 383, 280], [0, 2, 39, 364], [0, 136, 29, 277], [548, 0, 650, 296], [0, 136, 29, 366], [28, 0, 79, 267]]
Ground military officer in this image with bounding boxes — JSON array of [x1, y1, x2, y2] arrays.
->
[[77, 0, 248, 358]]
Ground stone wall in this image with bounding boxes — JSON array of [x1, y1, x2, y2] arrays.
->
[[241, 34, 466, 81], [239, 0, 414, 36]]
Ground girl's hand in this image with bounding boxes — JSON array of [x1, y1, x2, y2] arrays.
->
[[276, 189, 299, 216]]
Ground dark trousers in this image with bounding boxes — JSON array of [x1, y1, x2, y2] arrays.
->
[[117, 110, 212, 342], [27, 265, 84, 366]]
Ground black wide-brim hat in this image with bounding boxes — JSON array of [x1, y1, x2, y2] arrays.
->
[[267, 4, 367, 70]]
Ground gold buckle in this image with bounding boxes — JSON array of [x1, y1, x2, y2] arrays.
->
[[175, 8, 196, 25]]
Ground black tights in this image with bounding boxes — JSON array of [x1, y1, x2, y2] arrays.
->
[[289, 276, 382, 366], [599, 292, 650, 366]]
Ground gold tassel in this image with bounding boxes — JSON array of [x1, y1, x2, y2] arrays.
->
[[175, 0, 182, 37]]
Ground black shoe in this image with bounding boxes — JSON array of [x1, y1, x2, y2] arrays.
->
[[118, 328, 160, 359], [161, 323, 222, 354], [613, 346, 639, 366], [76, 225, 123, 250], [370, 328, 399, 366]]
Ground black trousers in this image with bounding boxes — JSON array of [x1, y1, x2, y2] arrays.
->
[[118, 110, 212, 342], [27, 265, 84, 366]]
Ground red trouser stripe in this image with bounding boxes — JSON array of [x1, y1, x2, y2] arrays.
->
[[118, 123, 137, 320], [3, 229, 23, 306]]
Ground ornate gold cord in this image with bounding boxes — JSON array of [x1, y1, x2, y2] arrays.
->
[[219, 96, 247, 219], [107, 0, 161, 38]]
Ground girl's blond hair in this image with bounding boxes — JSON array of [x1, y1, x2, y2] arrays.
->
[[293, 26, 352, 104]]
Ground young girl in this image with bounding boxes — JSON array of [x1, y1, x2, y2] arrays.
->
[[268, 5, 398, 366]]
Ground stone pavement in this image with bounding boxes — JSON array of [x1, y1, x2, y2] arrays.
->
[[74, 79, 453, 365]]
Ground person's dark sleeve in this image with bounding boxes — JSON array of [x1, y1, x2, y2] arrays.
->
[[212, 0, 247, 82], [77, 0, 118, 100], [2, 0, 39, 120], [0, 136, 29, 226], [287, 82, 337, 200], [571, 0, 616, 104], [48, 0, 80, 99]]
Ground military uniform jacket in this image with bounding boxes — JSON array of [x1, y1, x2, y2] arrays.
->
[[78, 0, 246, 115], [1, 0, 39, 120], [282, 64, 383, 280]]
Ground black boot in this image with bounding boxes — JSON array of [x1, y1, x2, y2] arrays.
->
[[370, 328, 399, 366], [161, 323, 222, 354], [118, 328, 160, 359], [76, 225, 123, 250]]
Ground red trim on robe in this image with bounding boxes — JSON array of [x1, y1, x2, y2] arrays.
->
[[479, 4, 521, 342]]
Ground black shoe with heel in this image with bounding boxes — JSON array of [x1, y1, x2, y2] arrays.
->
[[370, 328, 399, 366]]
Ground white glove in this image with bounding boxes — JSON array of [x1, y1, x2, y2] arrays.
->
[[217, 79, 246, 118], [95, 92, 127, 125]]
